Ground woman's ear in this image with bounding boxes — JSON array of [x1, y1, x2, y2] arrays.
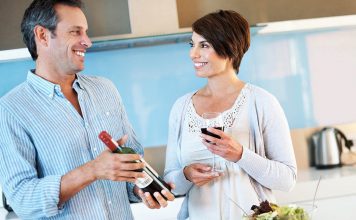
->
[[33, 25, 50, 47]]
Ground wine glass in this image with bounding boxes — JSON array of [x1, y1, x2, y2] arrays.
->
[[201, 112, 224, 173]]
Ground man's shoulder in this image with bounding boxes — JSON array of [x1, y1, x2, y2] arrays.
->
[[0, 83, 28, 109], [78, 74, 117, 91], [78, 74, 113, 86]]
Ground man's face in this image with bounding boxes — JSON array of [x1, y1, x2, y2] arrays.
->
[[47, 4, 92, 75]]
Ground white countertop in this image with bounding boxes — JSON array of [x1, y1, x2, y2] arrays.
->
[[1, 166, 356, 220]]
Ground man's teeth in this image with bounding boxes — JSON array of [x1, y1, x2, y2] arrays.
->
[[75, 51, 85, 57], [194, 62, 207, 67]]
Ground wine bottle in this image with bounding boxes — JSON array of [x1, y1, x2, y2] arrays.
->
[[98, 131, 172, 202]]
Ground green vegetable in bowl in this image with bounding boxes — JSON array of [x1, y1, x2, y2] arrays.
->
[[243, 200, 310, 220]]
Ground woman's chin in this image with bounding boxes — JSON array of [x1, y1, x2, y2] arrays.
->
[[195, 71, 209, 78]]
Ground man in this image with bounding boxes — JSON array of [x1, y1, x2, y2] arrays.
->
[[0, 0, 174, 219]]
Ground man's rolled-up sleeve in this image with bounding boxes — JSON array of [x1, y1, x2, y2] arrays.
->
[[0, 106, 63, 218]]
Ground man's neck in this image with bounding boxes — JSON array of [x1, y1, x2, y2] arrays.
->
[[35, 62, 77, 89]]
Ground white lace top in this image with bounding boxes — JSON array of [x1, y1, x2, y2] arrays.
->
[[186, 83, 248, 133]]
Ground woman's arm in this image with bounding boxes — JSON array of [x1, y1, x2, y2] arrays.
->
[[164, 95, 194, 195], [202, 88, 297, 191], [237, 89, 297, 191]]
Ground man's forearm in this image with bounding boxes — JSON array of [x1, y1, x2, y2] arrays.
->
[[59, 160, 96, 205]]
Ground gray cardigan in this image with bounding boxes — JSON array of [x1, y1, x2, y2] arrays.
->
[[164, 84, 297, 220]]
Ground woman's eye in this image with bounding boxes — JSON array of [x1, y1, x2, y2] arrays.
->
[[189, 42, 194, 47], [201, 43, 209, 48]]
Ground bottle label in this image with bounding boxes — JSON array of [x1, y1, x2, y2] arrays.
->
[[135, 172, 153, 188]]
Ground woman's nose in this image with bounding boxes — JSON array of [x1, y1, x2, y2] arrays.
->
[[190, 47, 200, 59]]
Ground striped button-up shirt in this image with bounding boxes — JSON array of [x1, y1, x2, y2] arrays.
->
[[0, 71, 143, 219]]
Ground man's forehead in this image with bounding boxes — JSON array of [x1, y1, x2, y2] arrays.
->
[[55, 4, 88, 29]]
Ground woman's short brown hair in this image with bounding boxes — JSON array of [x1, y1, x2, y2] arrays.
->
[[192, 10, 250, 73]]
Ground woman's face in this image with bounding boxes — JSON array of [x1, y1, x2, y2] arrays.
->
[[189, 32, 233, 78]]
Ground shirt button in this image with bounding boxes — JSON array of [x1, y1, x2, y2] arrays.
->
[[108, 200, 112, 205], [93, 147, 97, 152], [106, 111, 110, 116]]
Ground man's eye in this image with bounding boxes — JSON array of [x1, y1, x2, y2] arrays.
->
[[70, 31, 80, 35]]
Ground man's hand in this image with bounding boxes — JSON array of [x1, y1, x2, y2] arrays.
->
[[134, 184, 175, 209], [183, 163, 222, 186], [90, 134, 145, 182]]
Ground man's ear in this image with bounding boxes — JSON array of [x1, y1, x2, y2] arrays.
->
[[34, 25, 50, 47]]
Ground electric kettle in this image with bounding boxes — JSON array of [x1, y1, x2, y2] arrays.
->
[[311, 127, 354, 169]]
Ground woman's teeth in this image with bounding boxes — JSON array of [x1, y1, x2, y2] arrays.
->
[[194, 62, 207, 67], [75, 51, 85, 57]]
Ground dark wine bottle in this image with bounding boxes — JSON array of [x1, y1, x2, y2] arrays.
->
[[98, 131, 172, 202]]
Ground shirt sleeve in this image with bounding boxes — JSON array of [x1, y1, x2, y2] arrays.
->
[[237, 90, 297, 192], [164, 96, 193, 196], [0, 106, 63, 218]]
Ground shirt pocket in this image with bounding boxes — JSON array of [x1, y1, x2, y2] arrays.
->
[[94, 108, 124, 139]]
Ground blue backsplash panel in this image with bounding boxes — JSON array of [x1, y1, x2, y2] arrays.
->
[[1, 27, 356, 147]]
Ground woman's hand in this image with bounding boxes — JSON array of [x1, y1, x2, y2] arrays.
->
[[134, 183, 175, 209], [201, 127, 243, 162], [183, 163, 222, 186]]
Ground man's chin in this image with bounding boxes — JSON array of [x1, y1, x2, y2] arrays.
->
[[73, 64, 85, 73]]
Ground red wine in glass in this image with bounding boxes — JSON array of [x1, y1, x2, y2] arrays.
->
[[201, 127, 224, 142], [201, 112, 224, 173]]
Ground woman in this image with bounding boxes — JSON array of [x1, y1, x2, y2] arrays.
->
[[164, 10, 297, 220]]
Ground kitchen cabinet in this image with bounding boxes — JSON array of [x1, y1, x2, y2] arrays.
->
[[177, 0, 356, 27], [0, 0, 131, 51]]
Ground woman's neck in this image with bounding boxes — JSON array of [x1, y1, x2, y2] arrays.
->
[[201, 72, 244, 98]]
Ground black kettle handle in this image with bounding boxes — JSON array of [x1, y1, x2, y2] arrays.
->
[[323, 127, 354, 150]]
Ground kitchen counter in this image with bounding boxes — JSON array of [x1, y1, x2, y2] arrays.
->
[[1, 166, 356, 219]]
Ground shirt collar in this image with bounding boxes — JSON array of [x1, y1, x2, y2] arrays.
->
[[27, 70, 57, 99], [26, 70, 84, 99], [73, 74, 84, 90]]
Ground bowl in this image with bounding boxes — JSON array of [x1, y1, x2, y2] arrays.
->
[[243, 203, 317, 220]]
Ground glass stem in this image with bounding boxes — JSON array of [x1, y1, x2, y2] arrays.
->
[[213, 154, 216, 171]]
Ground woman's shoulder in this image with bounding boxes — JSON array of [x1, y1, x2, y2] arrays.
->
[[169, 92, 195, 121], [171, 92, 195, 110], [247, 84, 279, 104]]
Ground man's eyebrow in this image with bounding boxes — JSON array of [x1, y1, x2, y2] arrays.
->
[[69, 26, 84, 30]]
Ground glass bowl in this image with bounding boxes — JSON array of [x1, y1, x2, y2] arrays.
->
[[242, 203, 317, 220]]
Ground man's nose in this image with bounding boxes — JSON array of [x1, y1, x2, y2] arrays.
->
[[81, 34, 92, 48]]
